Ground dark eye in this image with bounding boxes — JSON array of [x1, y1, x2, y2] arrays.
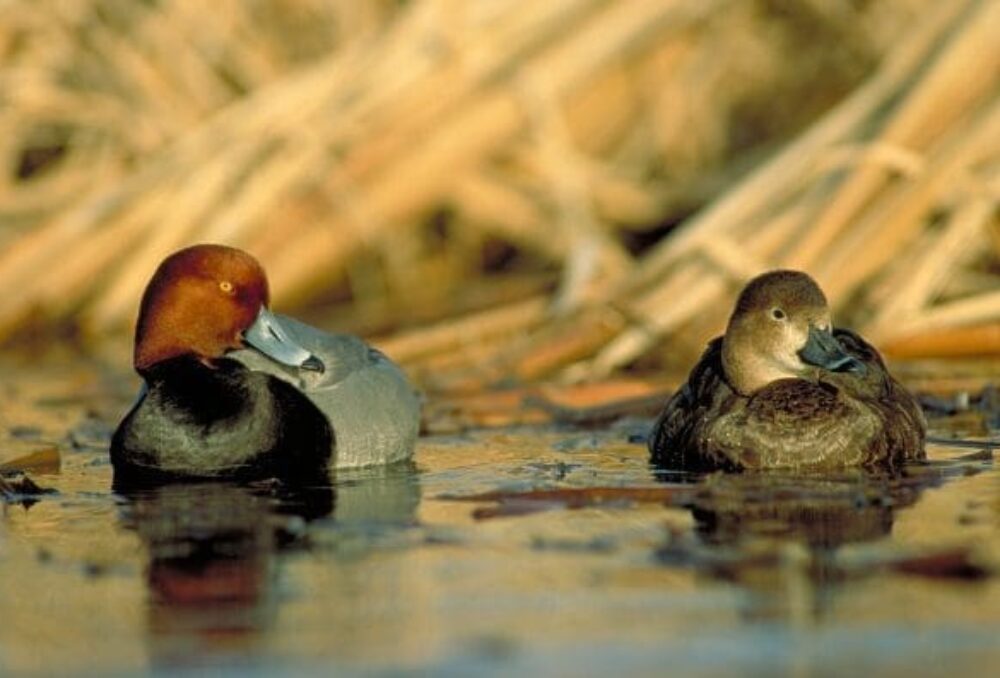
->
[[771, 308, 786, 320]]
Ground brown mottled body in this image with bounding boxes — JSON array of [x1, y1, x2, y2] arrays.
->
[[649, 271, 926, 471]]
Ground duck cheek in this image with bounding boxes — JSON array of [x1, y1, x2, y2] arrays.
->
[[774, 349, 809, 377], [205, 331, 242, 359], [776, 325, 810, 373], [786, 322, 809, 350]]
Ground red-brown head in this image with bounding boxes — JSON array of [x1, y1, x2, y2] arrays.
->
[[133, 244, 321, 374]]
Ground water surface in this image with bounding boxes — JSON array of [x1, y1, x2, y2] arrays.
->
[[1, 361, 998, 676]]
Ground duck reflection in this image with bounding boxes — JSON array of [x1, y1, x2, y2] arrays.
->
[[656, 468, 935, 623], [689, 472, 910, 548], [116, 462, 420, 668]]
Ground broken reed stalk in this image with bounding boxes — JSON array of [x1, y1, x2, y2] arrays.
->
[[0, 0, 717, 338], [0, 0, 428, 335], [451, 171, 566, 259], [788, 0, 1000, 272], [261, 0, 721, 307], [817, 99, 1000, 304], [1, 0, 997, 385], [578, 0, 995, 378], [376, 295, 549, 366], [613, 0, 971, 301], [883, 323, 1000, 359], [866, 198, 994, 337]]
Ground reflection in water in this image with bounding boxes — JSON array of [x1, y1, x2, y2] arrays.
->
[[690, 472, 914, 548], [119, 481, 332, 667], [333, 462, 421, 528], [657, 468, 942, 623], [116, 463, 420, 669]]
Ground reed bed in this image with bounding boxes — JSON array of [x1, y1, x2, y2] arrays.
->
[[0, 0, 996, 391]]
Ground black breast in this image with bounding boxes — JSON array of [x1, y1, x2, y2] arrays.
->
[[111, 356, 333, 487]]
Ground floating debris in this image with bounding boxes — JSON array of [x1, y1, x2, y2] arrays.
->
[[0, 446, 61, 475], [444, 485, 694, 520], [0, 471, 56, 505], [888, 548, 992, 581]]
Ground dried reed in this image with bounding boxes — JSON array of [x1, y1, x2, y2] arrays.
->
[[1, 0, 995, 389]]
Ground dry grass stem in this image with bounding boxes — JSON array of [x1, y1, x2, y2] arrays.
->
[[1, 0, 997, 389]]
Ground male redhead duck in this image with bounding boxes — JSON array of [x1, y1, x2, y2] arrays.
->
[[648, 270, 925, 471], [111, 244, 420, 484]]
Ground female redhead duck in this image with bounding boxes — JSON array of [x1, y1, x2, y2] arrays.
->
[[648, 270, 925, 472], [111, 244, 420, 484]]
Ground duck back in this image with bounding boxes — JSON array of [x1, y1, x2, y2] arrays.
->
[[228, 314, 421, 469]]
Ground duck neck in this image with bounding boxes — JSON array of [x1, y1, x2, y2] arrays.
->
[[142, 355, 260, 423]]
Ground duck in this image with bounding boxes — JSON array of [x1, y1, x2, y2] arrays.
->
[[648, 270, 925, 472], [110, 244, 421, 484]]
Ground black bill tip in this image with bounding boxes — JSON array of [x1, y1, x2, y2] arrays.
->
[[301, 354, 325, 374], [798, 325, 864, 374]]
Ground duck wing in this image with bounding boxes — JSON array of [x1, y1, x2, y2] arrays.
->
[[649, 338, 739, 469], [831, 328, 926, 462], [229, 315, 421, 469]]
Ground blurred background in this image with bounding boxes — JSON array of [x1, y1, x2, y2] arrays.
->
[[0, 0, 997, 392], [6, 5, 1000, 675]]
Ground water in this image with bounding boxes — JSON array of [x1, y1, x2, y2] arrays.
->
[[1, 360, 999, 676]]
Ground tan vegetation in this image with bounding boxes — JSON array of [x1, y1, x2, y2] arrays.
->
[[0, 0, 997, 390]]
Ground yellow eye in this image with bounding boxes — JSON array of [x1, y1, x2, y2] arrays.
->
[[219, 281, 234, 294]]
